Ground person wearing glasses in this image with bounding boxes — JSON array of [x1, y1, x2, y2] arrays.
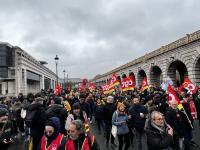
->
[[145, 111, 174, 150], [39, 117, 66, 150], [65, 120, 100, 150]]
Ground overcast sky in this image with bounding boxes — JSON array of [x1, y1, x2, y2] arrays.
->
[[0, 0, 200, 79]]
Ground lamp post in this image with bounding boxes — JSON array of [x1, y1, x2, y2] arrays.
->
[[54, 55, 59, 84], [63, 69, 66, 88]]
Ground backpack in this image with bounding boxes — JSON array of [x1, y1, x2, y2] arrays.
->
[[25, 109, 37, 127]]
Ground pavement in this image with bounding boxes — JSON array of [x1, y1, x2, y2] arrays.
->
[[9, 120, 200, 150]]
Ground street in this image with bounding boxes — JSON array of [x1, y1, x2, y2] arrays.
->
[[9, 120, 200, 150]]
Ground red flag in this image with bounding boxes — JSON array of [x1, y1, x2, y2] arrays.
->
[[168, 84, 180, 104], [89, 82, 95, 92], [140, 77, 148, 92], [181, 78, 198, 94], [101, 82, 114, 94], [121, 77, 134, 92], [110, 74, 120, 87], [54, 84, 61, 95]]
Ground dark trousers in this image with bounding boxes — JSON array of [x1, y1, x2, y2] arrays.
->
[[96, 119, 105, 132], [135, 129, 145, 150], [105, 123, 115, 144], [117, 133, 130, 150]]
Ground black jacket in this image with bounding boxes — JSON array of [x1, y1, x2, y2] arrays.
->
[[28, 103, 46, 139], [46, 104, 68, 134], [128, 104, 147, 131], [103, 103, 116, 125], [0, 121, 14, 150], [145, 120, 174, 150]]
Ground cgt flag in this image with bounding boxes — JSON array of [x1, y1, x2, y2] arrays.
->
[[140, 77, 148, 92], [101, 82, 114, 94], [168, 84, 184, 110], [110, 74, 120, 87], [180, 78, 198, 94], [121, 77, 134, 92], [88, 82, 95, 92]]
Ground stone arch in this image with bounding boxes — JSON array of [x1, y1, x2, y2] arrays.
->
[[193, 55, 200, 85], [122, 74, 127, 79], [137, 69, 147, 87], [167, 60, 188, 86], [150, 65, 162, 86], [117, 75, 121, 82]]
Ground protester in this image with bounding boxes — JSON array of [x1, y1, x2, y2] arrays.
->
[[39, 117, 66, 150], [112, 102, 130, 150], [145, 111, 174, 150], [65, 120, 100, 150], [0, 107, 14, 150]]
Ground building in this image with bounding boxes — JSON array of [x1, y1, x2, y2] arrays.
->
[[92, 30, 200, 87], [0, 42, 61, 96]]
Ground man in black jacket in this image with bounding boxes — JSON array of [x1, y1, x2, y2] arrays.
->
[[26, 97, 46, 150], [103, 95, 117, 147], [146, 111, 174, 150], [129, 96, 147, 150], [46, 96, 68, 135]]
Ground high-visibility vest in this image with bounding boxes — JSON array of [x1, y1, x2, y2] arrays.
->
[[40, 133, 63, 150], [65, 135, 94, 150]]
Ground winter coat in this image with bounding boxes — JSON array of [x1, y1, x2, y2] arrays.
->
[[145, 120, 174, 150], [112, 111, 129, 135], [46, 104, 68, 134], [103, 103, 116, 125], [128, 104, 147, 131], [94, 103, 104, 120], [28, 103, 46, 139]]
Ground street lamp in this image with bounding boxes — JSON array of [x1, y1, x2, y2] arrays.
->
[[63, 69, 66, 87], [54, 55, 59, 84]]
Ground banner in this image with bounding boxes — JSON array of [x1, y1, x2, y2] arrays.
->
[[121, 77, 134, 92], [101, 82, 114, 94], [140, 77, 148, 92], [110, 74, 120, 87]]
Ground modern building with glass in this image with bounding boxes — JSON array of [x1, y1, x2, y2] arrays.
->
[[0, 42, 59, 96]]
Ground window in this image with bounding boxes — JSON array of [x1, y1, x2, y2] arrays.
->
[[0, 67, 8, 78]]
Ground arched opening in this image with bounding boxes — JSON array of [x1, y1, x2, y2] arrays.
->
[[137, 70, 147, 87], [150, 66, 162, 86], [194, 57, 200, 86], [129, 72, 136, 85], [117, 76, 121, 82], [122, 74, 127, 79], [167, 60, 188, 86]]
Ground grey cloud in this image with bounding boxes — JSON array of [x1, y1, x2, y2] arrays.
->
[[0, 0, 200, 78]]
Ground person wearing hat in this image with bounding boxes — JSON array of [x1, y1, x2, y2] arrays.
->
[[65, 102, 88, 131], [0, 107, 14, 150], [46, 96, 68, 135], [39, 117, 66, 150]]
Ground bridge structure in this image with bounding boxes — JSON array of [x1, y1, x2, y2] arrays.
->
[[92, 30, 200, 87]]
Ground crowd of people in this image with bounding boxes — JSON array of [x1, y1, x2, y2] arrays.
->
[[0, 85, 199, 150]]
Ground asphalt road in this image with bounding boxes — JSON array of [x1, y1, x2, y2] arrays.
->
[[9, 120, 200, 150]]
